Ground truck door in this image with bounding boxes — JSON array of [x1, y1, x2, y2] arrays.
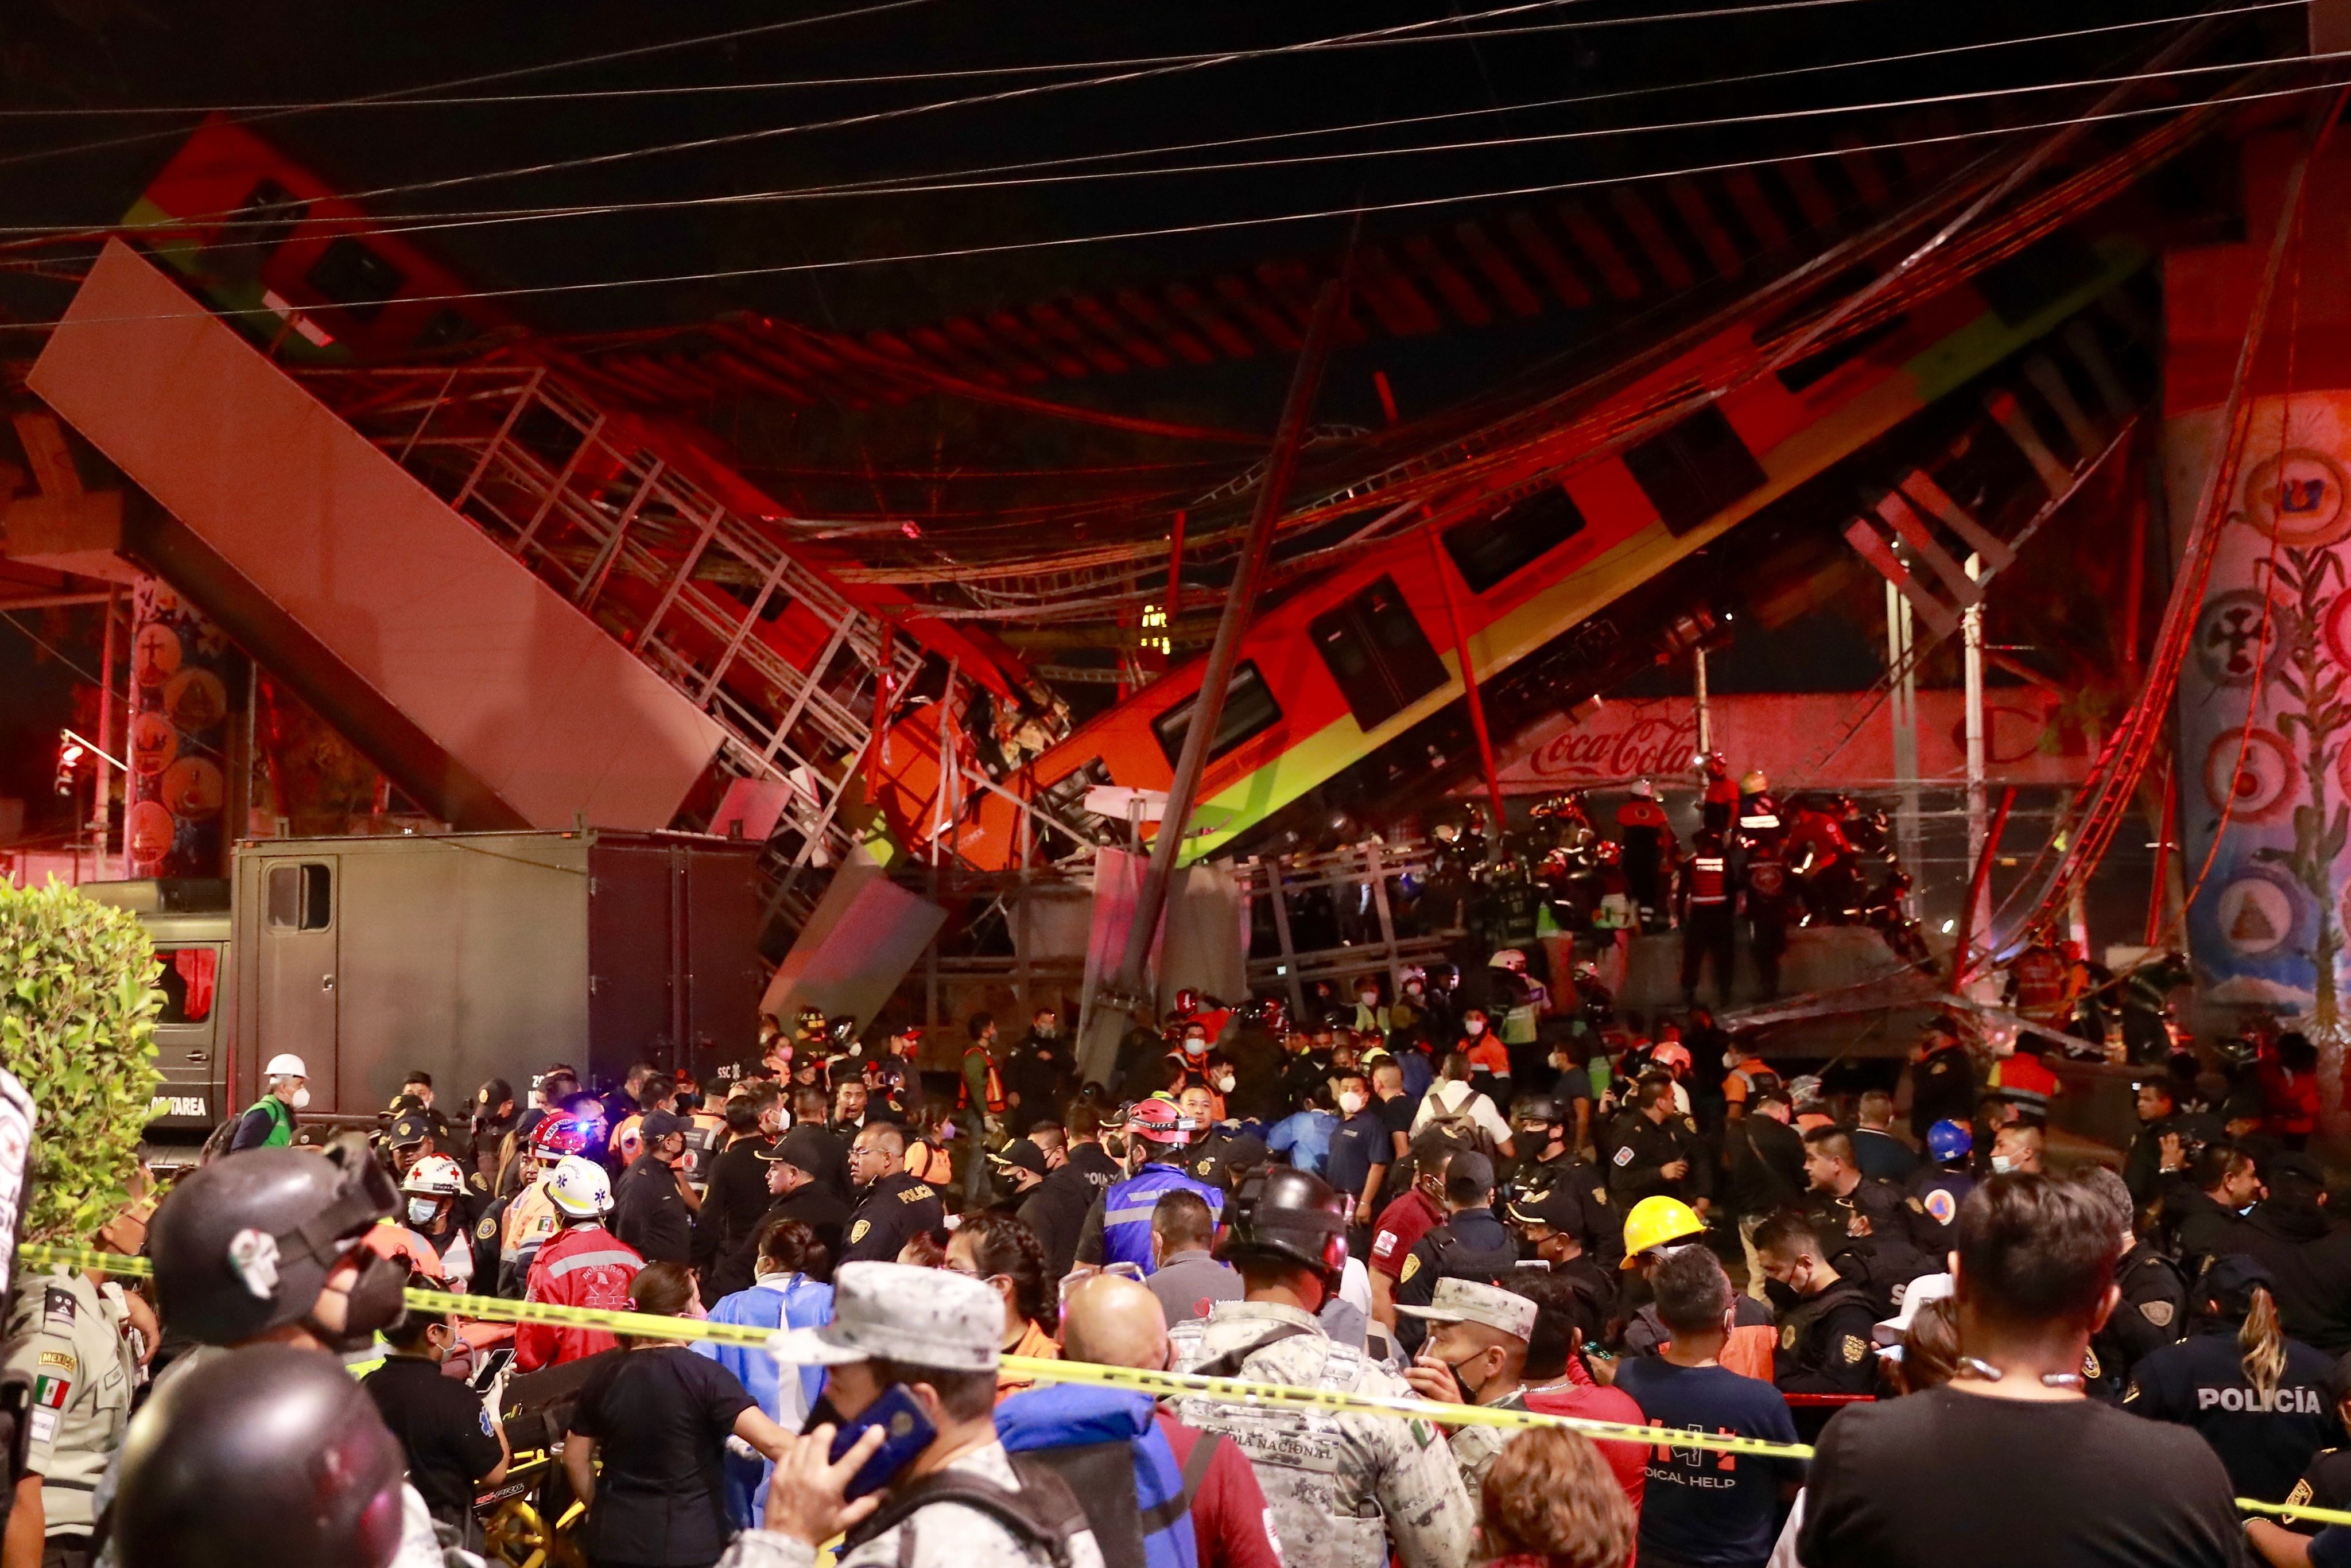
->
[[258, 858, 338, 1107]]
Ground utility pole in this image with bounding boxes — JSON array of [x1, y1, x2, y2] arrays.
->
[[1886, 580, 1921, 884], [1077, 275, 1349, 1081], [1963, 553, 1989, 954], [1693, 647, 1712, 758]]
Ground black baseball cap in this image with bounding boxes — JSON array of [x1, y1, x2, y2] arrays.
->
[[988, 1138, 1050, 1179], [387, 1112, 433, 1148], [1445, 1150, 1498, 1205], [757, 1125, 837, 1174], [639, 1109, 688, 1142], [1507, 1185, 1584, 1232]]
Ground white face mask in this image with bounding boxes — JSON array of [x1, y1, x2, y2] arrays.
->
[[1724, 1050, 1743, 1070], [1184, 1037, 1208, 1055], [1213, 1073, 1235, 1093], [1465, 1020, 1485, 1037], [1359, 993, 1378, 1006], [1339, 1091, 1367, 1115], [406, 1197, 441, 1227], [1990, 1154, 2015, 1175], [290, 1087, 312, 1109]]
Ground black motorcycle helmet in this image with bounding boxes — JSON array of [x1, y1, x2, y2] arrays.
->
[[149, 1136, 401, 1346], [1216, 1166, 1349, 1286], [115, 1343, 406, 1568]]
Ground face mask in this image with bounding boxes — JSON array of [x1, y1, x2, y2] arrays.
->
[[1724, 1050, 1743, 1070], [406, 1198, 442, 1227], [1447, 1353, 1491, 1403], [1762, 1276, 1803, 1313], [1359, 993, 1378, 1006], [1104, 1132, 1130, 1161], [1990, 1154, 2015, 1175], [1184, 1038, 1208, 1056], [1213, 1073, 1235, 1093], [1465, 1020, 1485, 1037], [1340, 1091, 1367, 1115], [291, 1088, 312, 1109]]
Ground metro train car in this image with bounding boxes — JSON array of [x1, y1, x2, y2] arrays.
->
[[870, 231, 2148, 871]]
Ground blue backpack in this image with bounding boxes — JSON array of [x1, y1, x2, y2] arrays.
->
[[995, 1383, 1215, 1568]]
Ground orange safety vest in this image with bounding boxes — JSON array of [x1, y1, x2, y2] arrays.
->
[[905, 1139, 955, 1186], [501, 1178, 560, 1259], [958, 1046, 1007, 1114], [1989, 1053, 2060, 1115]]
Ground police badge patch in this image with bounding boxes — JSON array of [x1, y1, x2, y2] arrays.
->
[[1840, 1334, 1866, 1365], [849, 1219, 871, 1244]]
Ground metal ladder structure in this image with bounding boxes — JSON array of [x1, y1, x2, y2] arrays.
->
[[304, 363, 1097, 925]]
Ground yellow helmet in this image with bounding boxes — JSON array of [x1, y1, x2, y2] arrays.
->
[[1620, 1195, 1706, 1268]]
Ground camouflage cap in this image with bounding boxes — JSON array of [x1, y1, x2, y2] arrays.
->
[[770, 1261, 1002, 1372], [1392, 1276, 1537, 1341]]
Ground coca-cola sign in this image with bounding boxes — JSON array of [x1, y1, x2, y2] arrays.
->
[[1488, 692, 2089, 792]]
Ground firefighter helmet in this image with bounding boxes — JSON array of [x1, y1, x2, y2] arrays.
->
[[1126, 1097, 1197, 1146]]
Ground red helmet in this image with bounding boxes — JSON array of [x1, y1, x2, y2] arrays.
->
[[1652, 1042, 1693, 1074], [1126, 1097, 1197, 1146], [530, 1115, 589, 1159], [1173, 988, 1201, 1015]]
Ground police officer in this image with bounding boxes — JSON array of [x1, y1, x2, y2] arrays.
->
[[1169, 1167, 1473, 1568], [1607, 1078, 1710, 1212], [1506, 1097, 1619, 1265], [837, 1121, 945, 1265], [1391, 1151, 1518, 1354], [1752, 1211, 1879, 1396], [2091, 1194, 2186, 1398], [1072, 1099, 1223, 1273], [2124, 1256, 2340, 1502], [1504, 1186, 1619, 1306], [3, 1247, 138, 1565], [1906, 1016, 1980, 1142]]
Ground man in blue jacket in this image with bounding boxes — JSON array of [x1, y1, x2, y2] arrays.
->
[[1073, 1098, 1224, 1274]]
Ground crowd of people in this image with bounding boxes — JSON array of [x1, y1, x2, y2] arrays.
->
[[18, 935, 2351, 1568]]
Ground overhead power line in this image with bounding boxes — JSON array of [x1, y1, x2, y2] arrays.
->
[[0, 67, 2319, 335]]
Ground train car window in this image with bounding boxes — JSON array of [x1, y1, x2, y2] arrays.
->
[[265, 863, 333, 932], [1623, 404, 1768, 537], [304, 238, 405, 324], [207, 179, 308, 263], [1442, 486, 1587, 595], [1310, 576, 1448, 731], [1152, 661, 1282, 769]]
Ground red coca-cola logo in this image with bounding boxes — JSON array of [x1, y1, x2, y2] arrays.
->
[[1528, 707, 1701, 782]]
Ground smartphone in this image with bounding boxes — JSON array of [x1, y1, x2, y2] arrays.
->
[[828, 1384, 937, 1503]]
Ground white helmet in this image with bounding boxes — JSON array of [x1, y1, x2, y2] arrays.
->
[[1488, 949, 1528, 972], [401, 1154, 467, 1197], [263, 1053, 307, 1080], [545, 1155, 612, 1218]]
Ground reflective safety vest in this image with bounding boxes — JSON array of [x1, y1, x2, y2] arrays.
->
[[959, 1047, 1007, 1114], [1989, 1053, 2060, 1117], [501, 1178, 560, 1262], [2012, 946, 2069, 1019], [1101, 1162, 1224, 1273], [241, 1096, 294, 1148], [1687, 855, 1729, 906]]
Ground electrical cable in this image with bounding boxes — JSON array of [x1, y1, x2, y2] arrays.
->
[[2, 0, 1879, 215], [9, 0, 2186, 115], [0, 0, 948, 177], [0, 72, 2319, 335], [5, 23, 2310, 257]]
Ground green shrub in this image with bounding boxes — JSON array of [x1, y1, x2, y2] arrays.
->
[[0, 880, 162, 1244]]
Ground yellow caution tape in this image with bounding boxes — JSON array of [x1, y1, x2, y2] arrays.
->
[[2239, 1498, 2351, 1530], [34, 1233, 2351, 1530]]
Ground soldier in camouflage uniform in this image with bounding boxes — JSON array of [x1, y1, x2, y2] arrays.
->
[[1167, 1167, 1473, 1568], [1394, 1276, 1539, 1497], [1, 1266, 137, 1565], [718, 1262, 1104, 1568]]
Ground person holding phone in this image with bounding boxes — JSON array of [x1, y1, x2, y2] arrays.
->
[[562, 1263, 798, 1568], [712, 1262, 1106, 1568]]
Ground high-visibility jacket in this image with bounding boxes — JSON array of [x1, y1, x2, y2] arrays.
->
[[1685, 854, 1730, 906], [1100, 1162, 1223, 1274], [501, 1178, 560, 1268], [1988, 1053, 2060, 1119], [514, 1223, 643, 1371], [611, 1112, 647, 1169], [959, 1046, 1006, 1115]]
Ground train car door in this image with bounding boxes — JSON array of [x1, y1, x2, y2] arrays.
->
[[257, 857, 339, 1108]]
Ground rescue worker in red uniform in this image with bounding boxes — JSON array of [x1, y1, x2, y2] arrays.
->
[[1737, 830, 1797, 999], [1614, 779, 1674, 932], [1783, 798, 1858, 923], [1987, 1043, 2061, 1128], [514, 1155, 645, 1370], [1678, 829, 1737, 1007], [1698, 753, 1739, 837], [2007, 939, 2072, 1038], [1735, 769, 1783, 848]]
